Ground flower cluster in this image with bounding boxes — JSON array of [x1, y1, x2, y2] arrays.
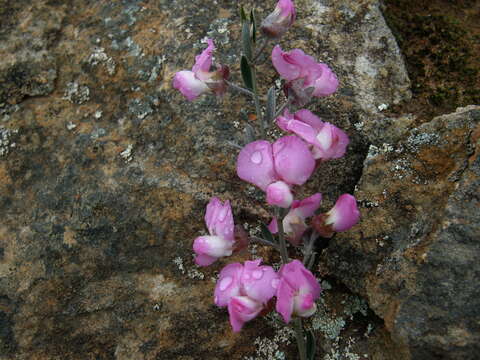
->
[[237, 136, 315, 208], [175, 0, 361, 355], [214, 259, 321, 332]]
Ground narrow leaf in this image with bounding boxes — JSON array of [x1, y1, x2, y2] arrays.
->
[[260, 223, 275, 244], [240, 6, 247, 22], [242, 21, 253, 60], [250, 8, 257, 43], [306, 330, 317, 360], [266, 86, 276, 123], [240, 56, 253, 90]]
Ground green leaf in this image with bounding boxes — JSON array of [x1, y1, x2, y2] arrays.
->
[[240, 56, 254, 90], [250, 8, 256, 43], [240, 6, 247, 22], [266, 86, 276, 123], [242, 21, 253, 60], [306, 330, 317, 360], [260, 223, 275, 244]]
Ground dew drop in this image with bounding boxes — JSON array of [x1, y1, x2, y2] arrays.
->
[[250, 151, 262, 164], [214, 296, 218, 303], [252, 270, 263, 280], [219, 276, 232, 291], [243, 273, 251, 280]]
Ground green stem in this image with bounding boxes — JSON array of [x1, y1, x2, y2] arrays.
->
[[225, 80, 255, 97], [275, 207, 289, 264], [273, 99, 291, 119], [293, 318, 307, 360], [251, 67, 264, 138], [252, 37, 269, 63], [250, 236, 279, 250]]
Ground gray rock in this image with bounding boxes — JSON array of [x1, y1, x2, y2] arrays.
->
[[324, 106, 480, 359], [0, 0, 438, 358]]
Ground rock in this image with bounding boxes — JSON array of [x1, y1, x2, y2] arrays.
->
[[0, 1, 64, 104], [324, 105, 480, 359], [0, 0, 423, 359]]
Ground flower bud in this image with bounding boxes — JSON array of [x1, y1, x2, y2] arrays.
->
[[173, 39, 229, 101], [312, 194, 360, 237], [266, 181, 293, 208], [193, 197, 236, 266], [261, 0, 296, 39]]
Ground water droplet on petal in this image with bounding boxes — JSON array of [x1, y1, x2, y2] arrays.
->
[[271, 279, 280, 289], [219, 276, 233, 291], [250, 151, 262, 164], [214, 296, 218, 303], [252, 270, 263, 279], [243, 273, 251, 280]]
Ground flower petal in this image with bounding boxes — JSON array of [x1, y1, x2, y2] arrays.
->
[[192, 39, 215, 75], [172, 70, 209, 101], [228, 296, 263, 332], [237, 140, 278, 190], [273, 136, 315, 185], [214, 262, 243, 307], [205, 197, 234, 241]]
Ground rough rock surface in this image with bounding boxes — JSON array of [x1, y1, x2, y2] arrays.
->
[[1, 0, 475, 359], [324, 105, 480, 359]]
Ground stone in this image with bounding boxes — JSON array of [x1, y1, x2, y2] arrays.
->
[[0, 0, 442, 359], [324, 105, 480, 359]]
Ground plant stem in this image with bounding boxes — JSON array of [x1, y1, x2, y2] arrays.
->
[[251, 67, 264, 138], [250, 236, 279, 250], [293, 318, 307, 360], [226, 80, 255, 97], [275, 207, 289, 264], [273, 99, 291, 119], [253, 37, 269, 63]]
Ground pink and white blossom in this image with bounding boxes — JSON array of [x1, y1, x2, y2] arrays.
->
[[214, 260, 279, 332], [312, 194, 360, 237], [261, 0, 296, 39], [271, 45, 339, 105], [277, 109, 349, 160], [276, 260, 321, 323], [268, 193, 322, 245], [173, 39, 229, 101], [193, 197, 235, 266], [236, 136, 315, 206]]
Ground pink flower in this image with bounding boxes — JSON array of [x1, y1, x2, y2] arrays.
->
[[277, 109, 349, 160], [261, 0, 296, 39], [236, 136, 315, 207], [276, 260, 321, 323], [312, 194, 360, 238], [214, 260, 279, 332], [268, 193, 322, 245], [193, 197, 235, 266], [271, 45, 339, 105], [173, 39, 229, 101]]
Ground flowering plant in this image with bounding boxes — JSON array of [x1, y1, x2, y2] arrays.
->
[[174, 1, 360, 358]]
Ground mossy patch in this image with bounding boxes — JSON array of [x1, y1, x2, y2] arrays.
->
[[383, 0, 480, 119]]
